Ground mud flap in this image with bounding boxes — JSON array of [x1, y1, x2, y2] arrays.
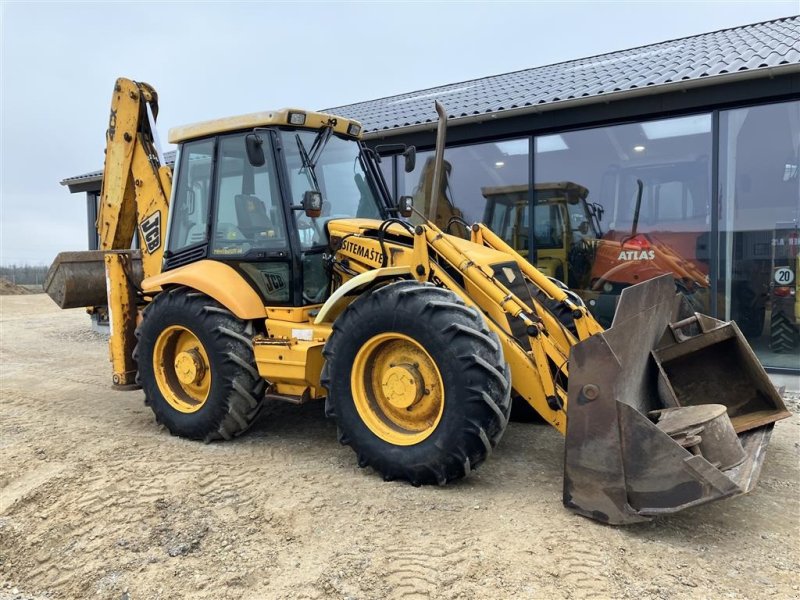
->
[[563, 275, 789, 524]]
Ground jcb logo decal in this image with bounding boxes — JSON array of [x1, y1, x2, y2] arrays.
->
[[265, 273, 286, 293], [140, 211, 162, 254]]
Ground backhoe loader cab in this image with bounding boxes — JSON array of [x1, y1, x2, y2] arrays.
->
[[162, 109, 388, 307], [481, 182, 602, 289], [46, 79, 790, 525]]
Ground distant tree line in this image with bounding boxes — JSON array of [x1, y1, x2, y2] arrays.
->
[[0, 264, 49, 285]]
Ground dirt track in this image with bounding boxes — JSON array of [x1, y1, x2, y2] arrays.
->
[[1, 295, 798, 600]]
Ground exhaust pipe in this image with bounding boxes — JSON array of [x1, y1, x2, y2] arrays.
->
[[428, 101, 448, 223], [564, 274, 790, 524]]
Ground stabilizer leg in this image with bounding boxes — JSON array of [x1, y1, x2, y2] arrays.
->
[[105, 252, 140, 390]]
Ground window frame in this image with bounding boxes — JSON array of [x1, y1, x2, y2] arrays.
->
[[210, 131, 290, 258], [165, 136, 217, 261], [207, 130, 298, 306]]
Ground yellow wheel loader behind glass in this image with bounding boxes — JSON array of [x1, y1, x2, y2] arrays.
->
[[46, 78, 790, 525]]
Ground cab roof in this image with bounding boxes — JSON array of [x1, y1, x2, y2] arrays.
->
[[168, 108, 363, 144]]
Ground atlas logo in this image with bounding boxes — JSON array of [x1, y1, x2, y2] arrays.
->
[[617, 249, 655, 261], [139, 211, 162, 254]]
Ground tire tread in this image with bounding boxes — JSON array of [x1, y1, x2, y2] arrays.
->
[[133, 286, 265, 442], [323, 280, 511, 486]]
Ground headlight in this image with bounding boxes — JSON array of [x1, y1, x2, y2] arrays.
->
[[288, 112, 306, 126]]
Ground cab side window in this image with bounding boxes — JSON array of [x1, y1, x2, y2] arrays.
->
[[167, 139, 214, 253], [212, 134, 286, 257]]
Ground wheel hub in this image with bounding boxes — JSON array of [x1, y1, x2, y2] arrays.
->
[[174, 349, 205, 385], [152, 324, 212, 414], [381, 364, 423, 409], [351, 332, 445, 445]]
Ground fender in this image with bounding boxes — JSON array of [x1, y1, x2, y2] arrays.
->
[[142, 260, 266, 320], [313, 266, 411, 325]]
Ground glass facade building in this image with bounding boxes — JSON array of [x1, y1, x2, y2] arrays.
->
[[382, 99, 800, 370]]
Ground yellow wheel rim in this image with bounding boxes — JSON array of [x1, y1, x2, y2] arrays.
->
[[153, 325, 212, 414], [351, 332, 445, 446]]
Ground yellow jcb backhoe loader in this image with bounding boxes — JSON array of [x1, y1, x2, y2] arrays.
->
[[46, 78, 790, 525]]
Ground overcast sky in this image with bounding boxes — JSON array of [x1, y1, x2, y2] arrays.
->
[[1, 1, 797, 265]]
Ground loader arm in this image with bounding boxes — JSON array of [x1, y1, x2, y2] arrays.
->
[[328, 215, 606, 431], [334, 215, 788, 523], [415, 220, 601, 431]]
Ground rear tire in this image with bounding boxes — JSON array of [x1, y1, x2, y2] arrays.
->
[[322, 280, 511, 485], [770, 310, 798, 353], [133, 287, 266, 442]]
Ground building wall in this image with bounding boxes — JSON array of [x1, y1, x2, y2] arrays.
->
[[378, 98, 800, 370]]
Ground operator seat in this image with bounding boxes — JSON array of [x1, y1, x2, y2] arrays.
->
[[235, 194, 274, 241]]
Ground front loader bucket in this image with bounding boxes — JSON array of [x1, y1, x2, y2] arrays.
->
[[45, 250, 143, 309], [564, 275, 790, 524]]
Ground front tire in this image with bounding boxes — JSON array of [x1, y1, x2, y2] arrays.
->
[[134, 287, 266, 442], [321, 281, 511, 485]]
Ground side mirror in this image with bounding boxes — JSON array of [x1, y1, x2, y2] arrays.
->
[[594, 203, 605, 221], [373, 143, 417, 173], [397, 196, 413, 218], [245, 133, 265, 167], [403, 146, 416, 173], [302, 190, 323, 218]]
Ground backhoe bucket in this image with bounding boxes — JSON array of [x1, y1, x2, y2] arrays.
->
[[45, 250, 143, 309], [564, 275, 790, 524]]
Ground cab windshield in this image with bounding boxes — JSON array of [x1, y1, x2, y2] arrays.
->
[[279, 129, 382, 247]]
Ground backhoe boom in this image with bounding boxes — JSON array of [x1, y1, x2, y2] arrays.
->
[[98, 78, 172, 279]]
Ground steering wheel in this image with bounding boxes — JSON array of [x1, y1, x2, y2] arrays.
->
[[303, 286, 329, 304], [568, 239, 596, 284]]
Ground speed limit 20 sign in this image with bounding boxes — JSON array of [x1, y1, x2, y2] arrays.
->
[[774, 267, 795, 285]]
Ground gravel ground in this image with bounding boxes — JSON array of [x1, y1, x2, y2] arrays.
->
[[1, 295, 798, 600]]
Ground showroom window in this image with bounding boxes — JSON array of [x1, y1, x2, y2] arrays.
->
[[401, 139, 530, 237], [719, 100, 800, 369], [533, 114, 713, 327], [387, 103, 797, 371]]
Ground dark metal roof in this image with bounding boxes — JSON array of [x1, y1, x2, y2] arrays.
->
[[63, 16, 799, 188], [61, 151, 177, 188], [326, 15, 800, 134]]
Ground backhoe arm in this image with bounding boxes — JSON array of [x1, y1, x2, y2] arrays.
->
[[97, 77, 172, 279], [95, 78, 173, 388]]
